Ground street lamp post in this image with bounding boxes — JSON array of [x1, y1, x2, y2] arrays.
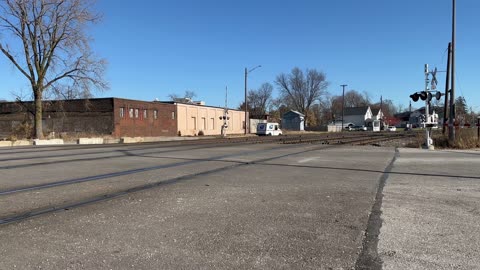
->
[[244, 65, 261, 135], [341, 84, 347, 131]]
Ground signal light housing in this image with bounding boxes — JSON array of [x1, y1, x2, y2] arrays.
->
[[420, 91, 427, 101]]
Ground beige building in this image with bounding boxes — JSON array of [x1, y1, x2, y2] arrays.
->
[[174, 103, 246, 136]]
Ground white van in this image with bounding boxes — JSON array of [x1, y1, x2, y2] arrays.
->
[[256, 122, 282, 136]]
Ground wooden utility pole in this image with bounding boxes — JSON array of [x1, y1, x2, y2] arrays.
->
[[443, 42, 451, 135], [449, 0, 456, 143]]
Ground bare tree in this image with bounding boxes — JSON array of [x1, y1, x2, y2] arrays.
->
[[344, 90, 369, 107], [371, 99, 397, 118], [0, 0, 108, 139], [169, 90, 197, 102], [247, 82, 273, 117], [275, 67, 329, 124]]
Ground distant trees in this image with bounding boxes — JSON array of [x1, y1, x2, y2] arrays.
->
[[275, 67, 329, 125], [454, 96, 478, 125], [0, 0, 108, 139], [370, 99, 397, 118], [248, 83, 273, 117], [169, 90, 197, 102], [344, 90, 370, 108]]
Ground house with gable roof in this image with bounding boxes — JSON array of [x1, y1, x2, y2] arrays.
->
[[282, 110, 305, 131], [343, 106, 373, 127]]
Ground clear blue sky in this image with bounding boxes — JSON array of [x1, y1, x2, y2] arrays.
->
[[1, 0, 479, 112]]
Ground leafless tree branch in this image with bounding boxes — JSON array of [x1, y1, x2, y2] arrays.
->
[[0, 0, 108, 138]]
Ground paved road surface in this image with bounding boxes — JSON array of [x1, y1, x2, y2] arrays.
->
[[0, 142, 478, 269]]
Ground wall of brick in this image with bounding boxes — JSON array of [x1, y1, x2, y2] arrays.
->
[[112, 98, 177, 137], [0, 98, 116, 138], [1, 98, 247, 139]]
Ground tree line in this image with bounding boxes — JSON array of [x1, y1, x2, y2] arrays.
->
[[238, 67, 399, 127]]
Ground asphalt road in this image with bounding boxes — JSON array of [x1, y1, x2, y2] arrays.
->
[[0, 142, 478, 269]]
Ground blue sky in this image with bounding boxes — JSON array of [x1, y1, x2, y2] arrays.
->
[[1, 0, 479, 112]]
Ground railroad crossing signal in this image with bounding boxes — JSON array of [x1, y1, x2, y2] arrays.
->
[[410, 91, 443, 102], [431, 67, 438, 90]]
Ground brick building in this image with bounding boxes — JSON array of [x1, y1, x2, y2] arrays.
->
[[0, 98, 177, 138], [0, 98, 246, 138]]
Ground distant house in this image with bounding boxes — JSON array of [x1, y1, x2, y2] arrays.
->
[[343, 106, 373, 126], [393, 111, 411, 127], [371, 108, 384, 121], [408, 107, 439, 128], [282, 110, 305, 131]]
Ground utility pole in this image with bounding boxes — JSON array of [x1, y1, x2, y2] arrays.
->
[[244, 65, 261, 135], [443, 42, 452, 135], [341, 84, 347, 130], [244, 68, 248, 135], [380, 95, 383, 128], [449, 0, 456, 143]]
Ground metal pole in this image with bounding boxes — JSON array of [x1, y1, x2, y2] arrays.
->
[[341, 84, 347, 131], [443, 42, 452, 135], [380, 95, 383, 128], [477, 117, 480, 142], [425, 64, 432, 149], [244, 68, 248, 135], [449, 0, 456, 143]]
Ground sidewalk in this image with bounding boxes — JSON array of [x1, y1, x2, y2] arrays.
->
[[379, 148, 480, 269]]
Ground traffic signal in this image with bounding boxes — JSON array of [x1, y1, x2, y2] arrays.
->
[[410, 91, 440, 102], [427, 92, 433, 102], [420, 91, 427, 101]]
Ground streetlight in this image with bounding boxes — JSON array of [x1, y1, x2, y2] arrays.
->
[[244, 65, 262, 135], [341, 84, 347, 131]]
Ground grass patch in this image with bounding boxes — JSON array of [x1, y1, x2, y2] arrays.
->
[[433, 128, 479, 149]]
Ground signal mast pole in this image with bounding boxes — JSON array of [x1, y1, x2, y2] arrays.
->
[[424, 64, 433, 149]]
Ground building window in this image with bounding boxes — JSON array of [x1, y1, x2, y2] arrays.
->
[[191, 116, 197, 130], [154, 110, 158, 119], [120, 107, 125, 118], [171, 111, 175, 120], [202, 117, 206, 130], [143, 109, 148, 119], [129, 108, 134, 118], [134, 108, 139, 118], [210, 118, 215, 130]]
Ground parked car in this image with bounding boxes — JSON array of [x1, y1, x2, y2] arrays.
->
[[343, 123, 355, 130], [387, 126, 397, 132], [351, 125, 367, 131]]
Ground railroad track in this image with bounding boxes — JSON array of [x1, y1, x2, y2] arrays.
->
[[0, 132, 411, 225]]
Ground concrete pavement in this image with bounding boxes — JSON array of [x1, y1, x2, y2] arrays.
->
[[1, 143, 479, 269], [379, 148, 480, 270], [0, 144, 394, 269]]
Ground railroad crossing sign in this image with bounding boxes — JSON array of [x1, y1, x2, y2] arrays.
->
[[431, 67, 438, 90]]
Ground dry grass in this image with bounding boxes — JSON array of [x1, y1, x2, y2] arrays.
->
[[8, 121, 33, 141], [433, 128, 479, 149]]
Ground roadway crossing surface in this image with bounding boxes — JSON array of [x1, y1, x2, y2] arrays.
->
[[0, 142, 478, 269]]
